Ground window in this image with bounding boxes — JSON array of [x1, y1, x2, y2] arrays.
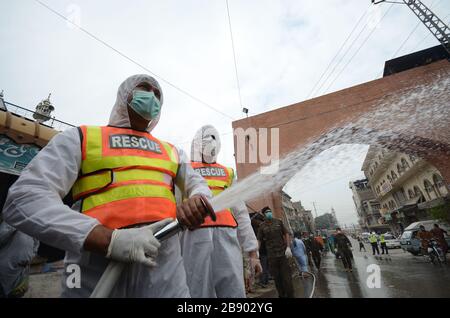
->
[[401, 158, 410, 169], [387, 175, 392, 183], [397, 163, 403, 174], [391, 171, 398, 181], [408, 189, 415, 199], [424, 179, 434, 193], [413, 186, 425, 203], [389, 200, 397, 210], [431, 175, 444, 198], [433, 174, 444, 188]]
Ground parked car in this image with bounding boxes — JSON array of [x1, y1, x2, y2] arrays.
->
[[400, 220, 450, 256], [383, 233, 401, 249], [361, 232, 370, 243]]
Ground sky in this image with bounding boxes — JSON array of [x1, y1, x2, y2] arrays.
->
[[1, 0, 449, 226]]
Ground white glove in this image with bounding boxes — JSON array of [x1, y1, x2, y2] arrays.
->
[[285, 246, 293, 258], [250, 257, 263, 275], [106, 218, 173, 267]]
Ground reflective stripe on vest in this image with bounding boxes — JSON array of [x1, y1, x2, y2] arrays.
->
[[72, 126, 179, 229], [191, 162, 237, 228]]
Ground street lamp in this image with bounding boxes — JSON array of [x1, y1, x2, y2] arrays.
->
[[242, 107, 249, 118]]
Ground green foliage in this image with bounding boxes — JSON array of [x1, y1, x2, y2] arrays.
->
[[428, 201, 450, 223]]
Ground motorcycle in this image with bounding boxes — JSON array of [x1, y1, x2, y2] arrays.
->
[[426, 239, 446, 265]]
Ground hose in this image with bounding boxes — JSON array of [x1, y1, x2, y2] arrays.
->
[[301, 270, 317, 298]]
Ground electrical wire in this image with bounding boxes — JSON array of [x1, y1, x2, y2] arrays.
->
[[391, 0, 442, 59], [323, 4, 394, 95], [306, 7, 371, 100], [226, 0, 244, 110], [32, 0, 235, 120], [313, 9, 374, 98]]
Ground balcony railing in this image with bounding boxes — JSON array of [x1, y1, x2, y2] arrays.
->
[[4, 101, 75, 131], [375, 159, 426, 200]]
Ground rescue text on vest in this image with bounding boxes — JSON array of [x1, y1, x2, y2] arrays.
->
[[109, 134, 162, 154], [194, 167, 226, 177]]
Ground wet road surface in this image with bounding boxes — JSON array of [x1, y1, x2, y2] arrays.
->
[[259, 238, 450, 298]]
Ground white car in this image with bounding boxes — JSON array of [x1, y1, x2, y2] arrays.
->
[[384, 234, 401, 249]]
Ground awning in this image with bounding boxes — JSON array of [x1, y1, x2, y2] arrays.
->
[[402, 196, 421, 206], [418, 197, 446, 210]]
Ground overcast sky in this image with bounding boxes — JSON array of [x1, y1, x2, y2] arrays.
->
[[1, 0, 449, 225]]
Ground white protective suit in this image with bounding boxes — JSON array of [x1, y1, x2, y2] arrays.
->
[[3, 74, 212, 297], [180, 125, 258, 298]]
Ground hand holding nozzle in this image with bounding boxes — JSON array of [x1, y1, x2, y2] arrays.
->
[[155, 195, 216, 240], [176, 194, 216, 230]]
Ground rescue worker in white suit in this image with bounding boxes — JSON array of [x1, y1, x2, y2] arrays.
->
[[180, 125, 262, 298], [3, 74, 214, 297]]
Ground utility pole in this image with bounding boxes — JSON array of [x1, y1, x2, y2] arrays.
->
[[372, 0, 450, 56], [312, 202, 319, 218]]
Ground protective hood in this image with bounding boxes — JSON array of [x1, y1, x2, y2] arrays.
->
[[191, 125, 221, 164], [108, 74, 164, 133]]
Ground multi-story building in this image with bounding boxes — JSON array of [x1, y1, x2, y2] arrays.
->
[[361, 146, 449, 234], [281, 191, 311, 234], [314, 212, 338, 232], [292, 201, 315, 233], [281, 191, 296, 234], [349, 178, 389, 232]]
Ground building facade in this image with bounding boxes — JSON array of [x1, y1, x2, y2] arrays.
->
[[349, 178, 389, 233], [361, 146, 449, 234], [280, 191, 312, 234], [292, 201, 315, 233], [314, 212, 338, 232]]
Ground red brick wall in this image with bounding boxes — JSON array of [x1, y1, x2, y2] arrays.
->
[[232, 59, 450, 218]]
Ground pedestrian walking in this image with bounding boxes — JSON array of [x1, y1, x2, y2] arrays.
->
[[291, 232, 309, 273], [308, 234, 323, 270], [328, 233, 336, 255], [257, 208, 294, 298], [357, 236, 366, 252], [334, 228, 353, 272]]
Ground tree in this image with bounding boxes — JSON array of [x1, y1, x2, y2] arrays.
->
[[428, 201, 450, 224]]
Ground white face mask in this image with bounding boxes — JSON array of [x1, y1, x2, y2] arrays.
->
[[201, 134, 217, 163]]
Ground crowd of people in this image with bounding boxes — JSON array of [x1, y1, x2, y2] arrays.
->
[[249, 212, 357, 297]]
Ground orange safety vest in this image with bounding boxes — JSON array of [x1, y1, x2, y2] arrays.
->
[[71, 126, 179, 229], [191, 162, 237, 228]]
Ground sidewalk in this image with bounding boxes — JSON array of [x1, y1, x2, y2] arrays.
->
[[246, 280, 276, 298]]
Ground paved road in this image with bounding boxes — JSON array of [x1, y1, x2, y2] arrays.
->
[[259, 238, 450, 298]]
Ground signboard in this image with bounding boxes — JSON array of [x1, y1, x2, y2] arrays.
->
[[0, 135, 40, 175]]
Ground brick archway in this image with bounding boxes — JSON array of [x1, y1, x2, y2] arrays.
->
[[232, 59, 450, 218]]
